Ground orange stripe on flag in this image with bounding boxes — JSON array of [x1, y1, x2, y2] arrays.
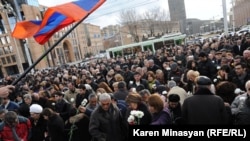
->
[[11, 21, 40, 39]]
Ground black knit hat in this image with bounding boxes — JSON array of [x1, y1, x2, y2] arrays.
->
[[168, 94, 180, 102]]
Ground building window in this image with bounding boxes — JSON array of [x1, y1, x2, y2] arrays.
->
[[11, 55, 16, 63], [1, 37, 6, 45], [1, 58, 6, 65], [74, 47, 80, 61], [6, 36, 10, 43], [9, 46, 13, 53], [0, 19, 7, 34], [0, 48, 4, 55], [4, 47, 9, 54], [6, 56, 11, 63]]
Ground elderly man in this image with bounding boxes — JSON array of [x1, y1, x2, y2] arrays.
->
[[0, 111, 31, 141], [231, 80, 250, 115], [243, 49, 250, 71], [167, 80, 188, 106], [147, 59, 161, 73], [89, 93, 128, 141], [232, 80, 250, 124], [29, 104, 47, 141], [182, 76, 227, 125]]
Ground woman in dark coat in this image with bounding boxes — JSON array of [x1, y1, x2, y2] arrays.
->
[[125, 93, 152, 125], [216, 81, 237, 124], [42, 108, 66, 141], [65, 108, 92, 141], [148, 94, 172, 125]]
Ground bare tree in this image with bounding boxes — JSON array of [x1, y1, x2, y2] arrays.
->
[[157, 8, 173, 34], [141, 7, 160, 37], [119, 7, 174, 42], [118, 9, 141, 42], [142, 7, 172, 37]]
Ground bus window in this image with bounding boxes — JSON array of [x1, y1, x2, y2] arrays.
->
[[143, 45, 153, 52], [154, 42, 164, 50], [123, 48, 132, 56], [133, 46, 142, 54], [114, 51, 122, 57], [109, 51, 113, 58]]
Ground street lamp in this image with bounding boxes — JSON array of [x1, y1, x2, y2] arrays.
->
[[222, 0, 229, 35]]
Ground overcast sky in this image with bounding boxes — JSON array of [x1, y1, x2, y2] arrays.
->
[[38, 0, 232, 28]]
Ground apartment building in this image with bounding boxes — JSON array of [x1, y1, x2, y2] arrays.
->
[[0, 1, 104, 77], [233, 0, 250, 27]]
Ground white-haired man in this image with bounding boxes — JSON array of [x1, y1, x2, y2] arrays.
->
[[231, 80, 250, 115], [89, 93, 128, 141]]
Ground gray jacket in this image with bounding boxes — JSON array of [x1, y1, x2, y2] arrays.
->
[[231, 93, 249, 115]]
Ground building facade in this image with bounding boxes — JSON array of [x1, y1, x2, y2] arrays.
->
[[185, 18, 224, 35], [232, 0, 250, 28], [168, 0, 187, 34], [102, 21, 180, 49], [0, 1, 104, 77], [76, 23, 103, 58]]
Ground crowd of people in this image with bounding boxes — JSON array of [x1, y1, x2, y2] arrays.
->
[[0, 32, 249, 141]]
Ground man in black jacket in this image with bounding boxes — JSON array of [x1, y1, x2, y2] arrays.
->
[[197, 52, 217, 79], [182, 76, 228, 125]]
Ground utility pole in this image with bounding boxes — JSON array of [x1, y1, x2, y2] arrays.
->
[[222, 0, 229, 35], [231, 0, 235, 33]]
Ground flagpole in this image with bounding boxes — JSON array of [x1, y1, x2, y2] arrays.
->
[[11, 15, 89, 85]]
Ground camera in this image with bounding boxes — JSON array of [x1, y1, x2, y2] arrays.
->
[[81, 98, 88, 107]]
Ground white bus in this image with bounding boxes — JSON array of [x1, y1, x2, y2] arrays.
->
[[106, 33, 186, 59]]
